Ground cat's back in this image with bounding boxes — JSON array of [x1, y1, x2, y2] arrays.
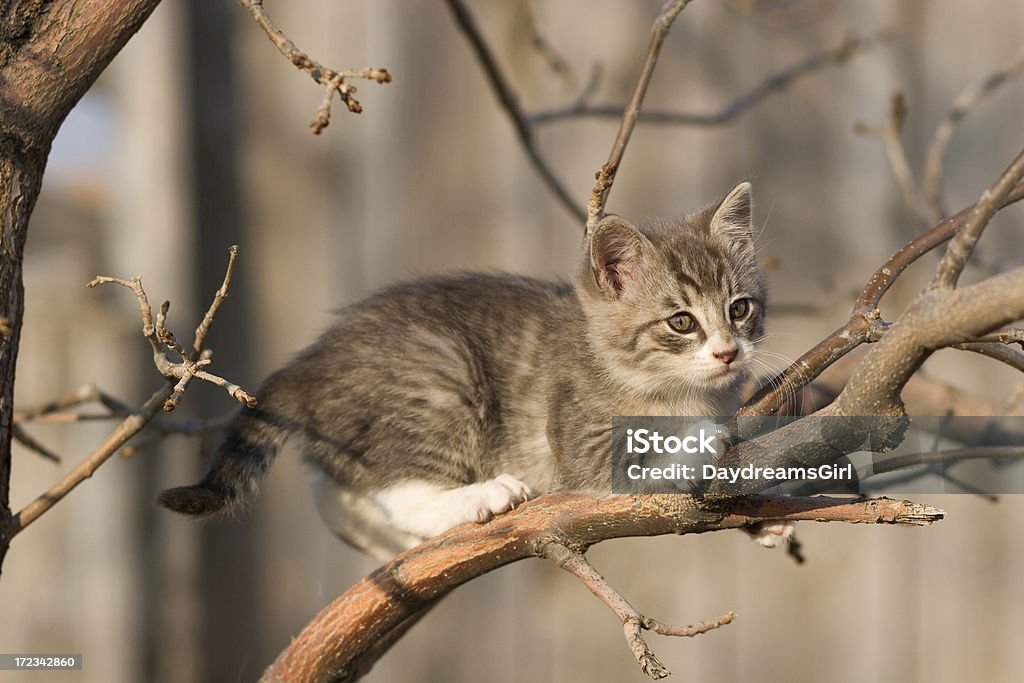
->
[[273, 273, 577, 405]]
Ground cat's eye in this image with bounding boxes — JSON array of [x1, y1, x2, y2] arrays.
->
[[667, 312, 698, 334], [729, 298, 750, 321]]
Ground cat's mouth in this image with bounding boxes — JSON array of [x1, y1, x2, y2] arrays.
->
[[708, 362, 743, 382]]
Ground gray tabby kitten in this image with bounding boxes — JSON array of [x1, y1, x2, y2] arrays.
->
[[159, 182, 767, 560]]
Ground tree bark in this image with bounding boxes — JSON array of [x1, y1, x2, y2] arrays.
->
[[0, 0, 163, 573]]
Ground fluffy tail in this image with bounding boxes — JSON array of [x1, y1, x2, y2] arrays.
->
[[157, 406, 288, 516]]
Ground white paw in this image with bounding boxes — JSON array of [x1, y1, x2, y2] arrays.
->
[[372, 476, 532, 540], [746, 521, 795, 548], [460, 474, 532, 524]]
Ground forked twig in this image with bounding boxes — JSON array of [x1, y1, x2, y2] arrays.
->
[[741, 179, 1024, 417], [932, 147, 1024, 289], [5, 247, 252, 538], [543, 541, 733, 679], [237, 0, 391, 134], [88, 247, 255, 411]]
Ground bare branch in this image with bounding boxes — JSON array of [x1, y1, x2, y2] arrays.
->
[[10, 384, 173, 535], [972, 327, 1024, 346], [12, 384, 103, 422], [855, 91, 929, 226], [741, 179, 1024, 417], [443, 0, 585, 223], [87, 247, 255, 410], [952, 342, 1024, 374], [533, 31, 883, 127], [586, 0, 694, 235], [194, 245, 237, 353], [520, 0, 573, 83], [3, 249, 250, 539], [932, 147, 1024, 289], [543, 541, 732, 679], [923, 47, 1024, 222], [11, 424, 61, 463], [856, 181, 1024, 311], [236, 0, 391, 134], [865, 445, 1024, 478], [262, 494, 942, 682]]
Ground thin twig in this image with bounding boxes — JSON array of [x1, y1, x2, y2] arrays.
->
[[443, 0, 585, 224], [972, 327, 1024, 347], [3, 248, 251, 538], [953, 342, 1024, 374], [11, 424, 61, 463], [520, 0, 573, 84], [13, 384, 101, 422], [740, 180, 1024, 417], [586, 0, 694, 235], [863, 445, 1024, 478], [884, 92, 925, 225], [923, 47, 1024, 222], [542, 541, 732, 679], [932, 147, 1024, 289], [87, 247, 255, 410], [534, 31, 884, 127], [237, 0, 391, 134], [10, 384, 173, 535], [855, 91, 927, 227]]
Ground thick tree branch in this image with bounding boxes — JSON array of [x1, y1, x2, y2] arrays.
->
[[261, 494, 941, 683], [0, 0, 165, 574]]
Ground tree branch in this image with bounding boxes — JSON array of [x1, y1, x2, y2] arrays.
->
[[740, 178, 1024, 417], [586, 0, 694, 235], [923, 47, 1024, 222], [542, 541, 733, 679], [443, 0, 585, 223], [236, 0, 391, 134], [2, 247, 250, 539], [261, 494, 942, 682], [532, 31, 884, 127], [932, 147, 1024, 289], [0, 0, 165, 575]]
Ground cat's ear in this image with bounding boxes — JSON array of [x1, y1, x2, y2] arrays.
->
[[710, 181, 753, 247], [589, 215, 648, 298]]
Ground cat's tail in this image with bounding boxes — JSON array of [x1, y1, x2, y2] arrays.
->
[[157, 406, 288, 516]]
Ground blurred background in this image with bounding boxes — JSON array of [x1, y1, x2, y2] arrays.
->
[[4, 0, 1024, 681]]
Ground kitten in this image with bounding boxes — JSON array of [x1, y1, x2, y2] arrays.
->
[[158, 182, 768, 560]]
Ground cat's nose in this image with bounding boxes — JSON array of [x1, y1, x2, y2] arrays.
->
[[713, 346, 738, 365]]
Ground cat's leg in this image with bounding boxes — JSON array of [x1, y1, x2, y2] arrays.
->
[[745, 521, 795, 548], [371, 475, 532, 540], [310, 474, 424, 562], [312, 473, 532, 559]]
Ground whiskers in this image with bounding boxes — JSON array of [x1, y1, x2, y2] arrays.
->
[[747, 343, 819, 415]]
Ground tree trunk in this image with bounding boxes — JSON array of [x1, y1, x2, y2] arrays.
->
[[0, 0, 164, 574]]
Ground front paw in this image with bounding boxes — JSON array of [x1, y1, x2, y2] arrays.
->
[[744, 521, 795, 548]]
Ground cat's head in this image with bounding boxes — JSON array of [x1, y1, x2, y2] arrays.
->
[[574, 181, 767, 403]]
